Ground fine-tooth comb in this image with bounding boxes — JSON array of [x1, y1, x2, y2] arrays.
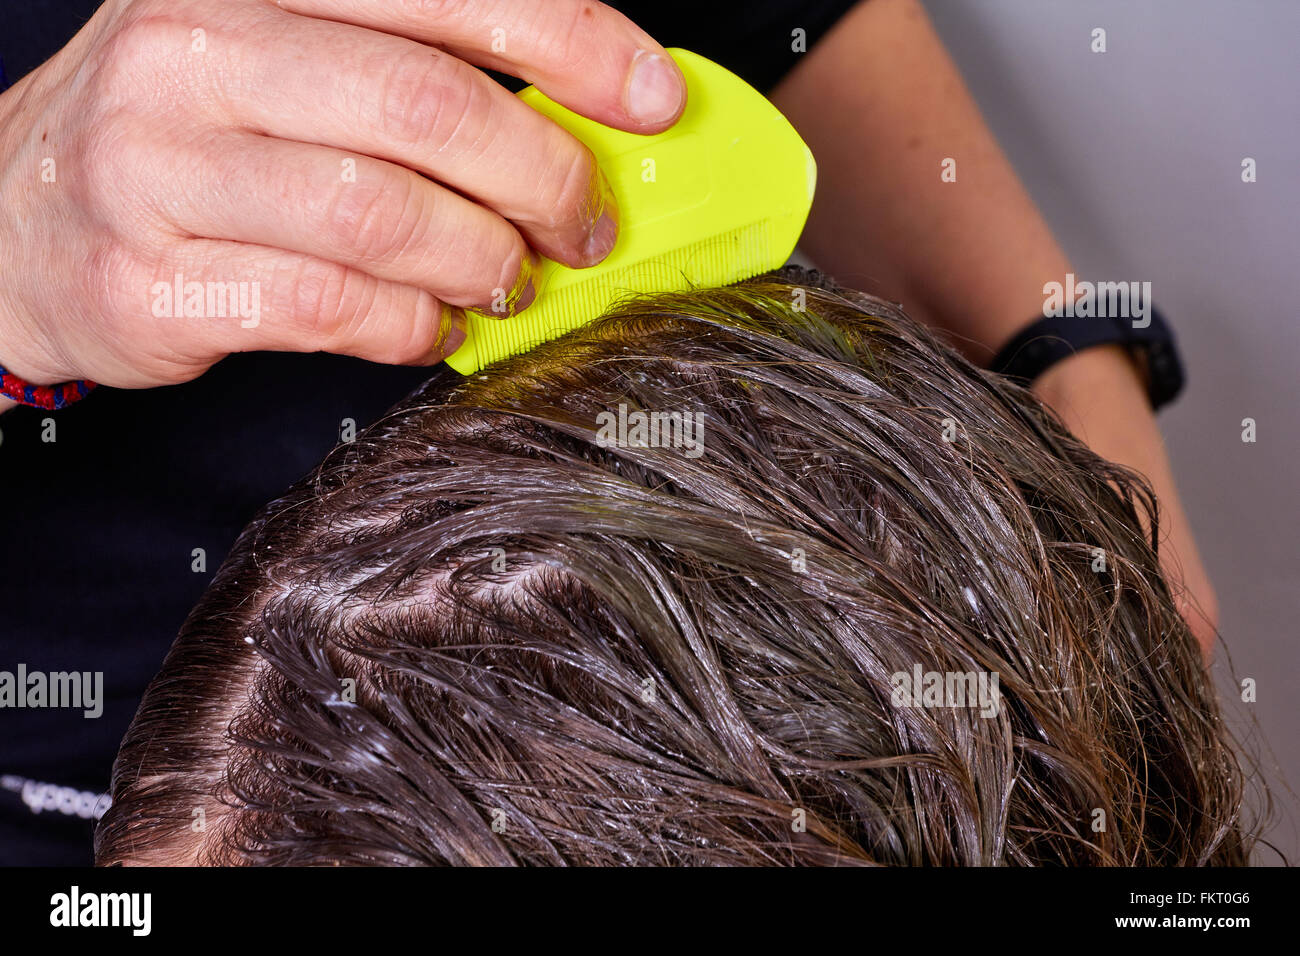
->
[[444, 47, 816, 374]]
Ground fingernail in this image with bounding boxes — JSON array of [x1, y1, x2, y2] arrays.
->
[[626, 50, 685, 125], [483, 253, 539, 319], [584, 210, 617, 264], [511, 252, 540, 314], [435, 307, 467, 359], [582, 177, 620, 264]]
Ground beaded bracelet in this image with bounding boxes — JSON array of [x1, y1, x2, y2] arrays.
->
[[0, 365, 98, 410]]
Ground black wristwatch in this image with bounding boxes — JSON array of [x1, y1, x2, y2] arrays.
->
[[990, 306, 1185, 410]]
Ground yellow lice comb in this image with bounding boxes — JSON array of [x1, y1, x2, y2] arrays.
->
[[444, 47, 816, 374]]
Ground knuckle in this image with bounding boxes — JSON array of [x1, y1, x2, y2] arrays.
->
[[79, 111, 139, 203], [91, 14, 189, 104], [543, 0, 607, 71], [406, 0, 471, 19], [326, 177, 422, 266], [281, 259, 356, 338], [377, 50, 473, 147]]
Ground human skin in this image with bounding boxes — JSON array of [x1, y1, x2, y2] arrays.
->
[[770, 0, 1217, 656], [0, 0, 685, 398]]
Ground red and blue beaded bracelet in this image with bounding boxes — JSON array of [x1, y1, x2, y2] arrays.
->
[[0, 365, 97, 410]]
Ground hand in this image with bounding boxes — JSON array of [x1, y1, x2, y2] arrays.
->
[[1033, 345, 1219, 660], [0, 0, 685, 389]]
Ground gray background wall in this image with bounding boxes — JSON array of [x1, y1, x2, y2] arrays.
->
[[916, 0, 1297, 862]]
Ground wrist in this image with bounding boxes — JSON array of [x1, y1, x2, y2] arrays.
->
[[1031, 344, 1155, 440], [1034, 342, 1147, 393], [0, 261, 93, 408], [993, 298, 1183, 411]]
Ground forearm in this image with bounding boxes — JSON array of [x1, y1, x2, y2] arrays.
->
[[771, 0, 1071, 363]]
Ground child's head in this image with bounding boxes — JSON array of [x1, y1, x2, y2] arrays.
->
[[96, 267, 1252, 865]]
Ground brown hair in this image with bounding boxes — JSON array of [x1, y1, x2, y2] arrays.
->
[[96, 267, 1259, 865]]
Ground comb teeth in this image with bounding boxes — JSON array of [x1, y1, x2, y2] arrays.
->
[[461, 220, 776, 372]]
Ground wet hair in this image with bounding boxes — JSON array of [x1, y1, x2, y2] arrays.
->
[[96, 267, 1258, 866]]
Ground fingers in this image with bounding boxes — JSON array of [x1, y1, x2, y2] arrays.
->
[[6, 0, 684, 392], [162, 130, 538, 315], [210, 12, 619, 267], [161, 239, 467, 367], [277, 0, 687, 131]]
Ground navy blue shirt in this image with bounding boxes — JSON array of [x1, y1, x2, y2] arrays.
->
[[0, 0, 860, 864]]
